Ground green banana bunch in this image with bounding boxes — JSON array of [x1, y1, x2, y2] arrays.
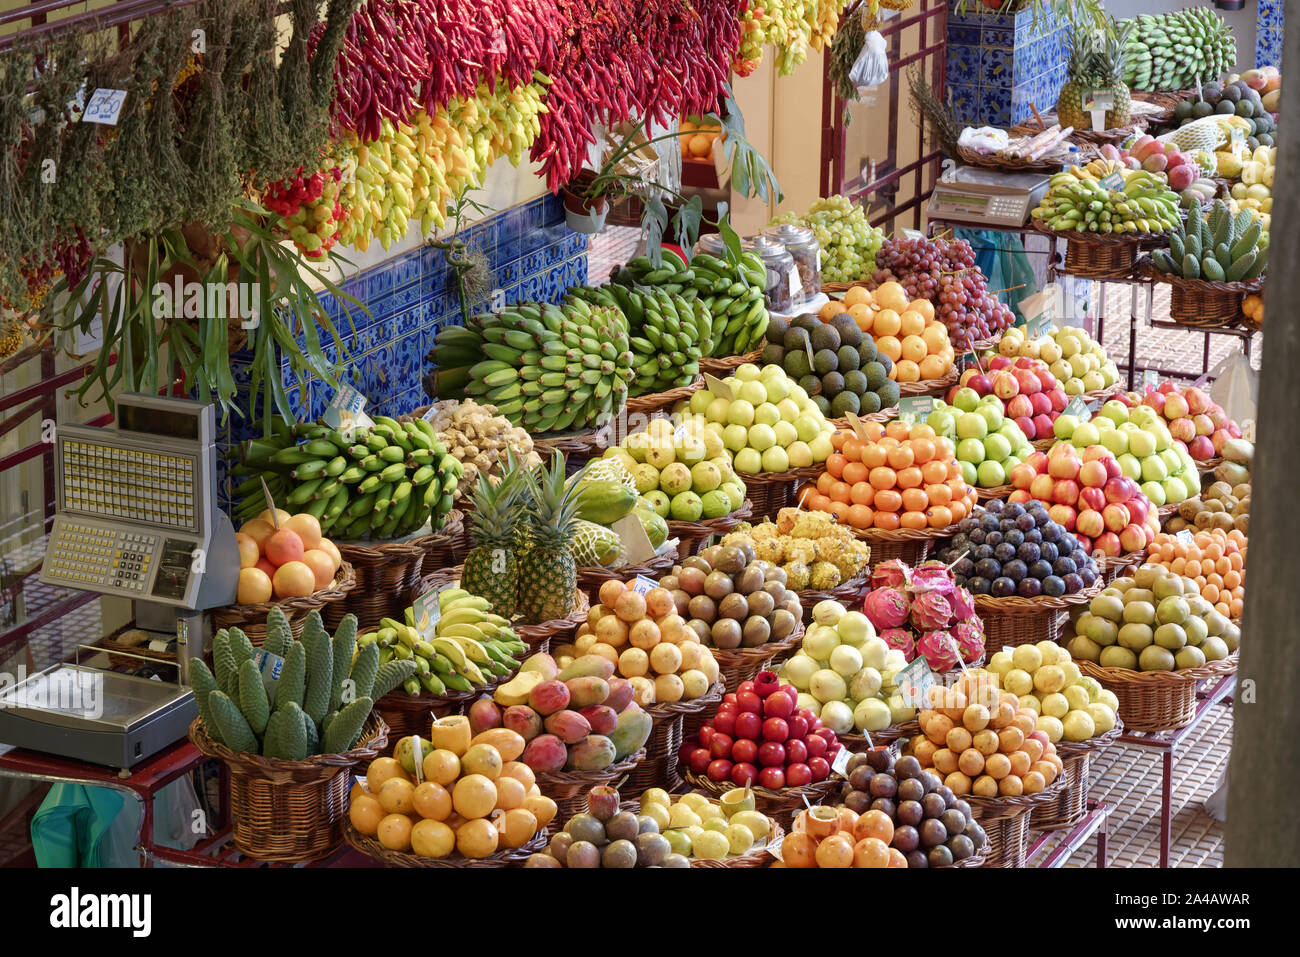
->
[[355, 589, 528, 697], [430, 300, 635, 435], [232, 415, 462, 542], [1032, 168, 1180, 235], [1120, 8, 1236, 93], [612, 247, 770, 360], [1150, 197, 1268, 282]]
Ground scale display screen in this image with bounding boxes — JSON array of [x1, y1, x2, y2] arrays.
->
[[934, 190, 989, 212], [118, 403, 202, 440], [60, 437, 199, 535]]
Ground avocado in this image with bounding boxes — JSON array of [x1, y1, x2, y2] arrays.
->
[[765, 315, 790, 344], [836, 345, 861, 372], [812, 395, 831, 417], [1173, 100, 1194, 120], [830, 391, 860, 417], [831, 316, 863, 347], [791, 313, 818, 331], [809, 323, 840, 352], [877, 353, 893, 377], [821, 371, 844, 396], [863, 361, 887, 392], [783, 348, 812, 379], [1192, 101, 1214, 119], [812, 348, 839, 376], [784, 326, 811, 351], [1215, 100, 1236, 116], [1236, 99, 1255, 118], [843, 369, 868, 395], [761, 342, 786, 366], [798, 373, 822, 397], [877, 379, 900, 409], [860, 390, 882, 414], [858, 338, 878, 364]]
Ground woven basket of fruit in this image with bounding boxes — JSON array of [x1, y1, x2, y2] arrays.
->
[[417, 565, 589, 655], [971, 582, 1102, 649], [344, 818, 547, 867], [830, 407, 896, 431], [744, 466, 825, 519], [710, 618, 806, 688], [850, 523, 958, 568], [897, 366, 958, 398], [324, 534, 444, 633], [625, 681, 725, 796], [534, 749, 648, 822], [1136, 258, 1262, 328], [1030, 220, 1166, 281], [625, 378, 704, 416], [409, 510, 471, 569], [838, 718, 920, 752], [698, 349, 764, 376], [190, 713, 388, 863], [667, 499, 753, 558], [532, 424, 620, 475], [965, 774, 1069, 867], [1074, 654, 1236, 732], [1028, 720, 1124, 832], [974, 484, 1015, 503], [575, 550, 679, 603], [212, 561, 357, 643], [683, 767, 841, 831], [794, 566, 872, 622]]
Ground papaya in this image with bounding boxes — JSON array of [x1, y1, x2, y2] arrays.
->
[[572, 480, 637, 524], [608, 704, 652, 759]]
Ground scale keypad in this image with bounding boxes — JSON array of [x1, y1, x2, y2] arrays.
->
[[987, 197, 1025, 219], [46, 523, 154, 592], [61, 440, 197, 531]]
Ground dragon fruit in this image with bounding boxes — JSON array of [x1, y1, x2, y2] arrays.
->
[[949, 586, 976, 621], [917, 630, 960, 672], [870, 559, 912, 590], [863, 586, 910, 630], [910, 590, 953, 631], [951, 620, 986, 665], [879, 627, 916, 662], [911, 560, 956, 600]]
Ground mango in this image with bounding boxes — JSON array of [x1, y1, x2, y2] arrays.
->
[[558, 654, 616, 683], [519, 652, 558, 680], [544, 709, 592, 744], [494, 670, 544, 707], [579, 704, 619, 736], [565, 676, 610, 708], [471, 727, 526, 762], [566, 733, 617, 771], [521, 733, 568, 773], [502, 705, 543, 741], [528, 679, 571, 716], [608, 704, 652, 759], [604, 676, 635, 713], [394, 736, 434, 775]]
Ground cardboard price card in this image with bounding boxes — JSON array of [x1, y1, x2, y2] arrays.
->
[[412, 586, 443, 640], [898, 396, 935, 424], [83, 88, 128, 125], [1099, 171, 1125, 191], [703, 373, 734, 401], [323, 383, 375, 436], [896, 656, 935, 708], [1143, 368, 1160, 390], [631, 575, 660, 596], [1063, 395, 1091, 420], [843, 411, 874, 443], [1018, 284, 1062, 337], [1175, 529, 1195, 545]]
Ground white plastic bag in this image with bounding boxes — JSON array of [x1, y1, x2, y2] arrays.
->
[[850, 32, 888, 91], [1208, 350, 1257, 425]]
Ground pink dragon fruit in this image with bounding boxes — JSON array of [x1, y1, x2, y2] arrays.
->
[[949, 586, 976, 621], [951, 620, 986, 665], [863, 586, 910, 630], [879, 627, 916, 662], [910, 560, 956, 600], [910, 590, 953, 631], [870, 559, 912, 590], [917, 630, 960, 672]]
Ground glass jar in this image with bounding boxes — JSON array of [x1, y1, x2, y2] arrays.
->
[[692, 233, 727, 258], [762, 223, 821, 303], [745, 235, 799, 314]]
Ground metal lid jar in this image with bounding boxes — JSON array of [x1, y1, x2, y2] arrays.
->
[[745, 235, 799, 315], [761, 223, 821, 304]]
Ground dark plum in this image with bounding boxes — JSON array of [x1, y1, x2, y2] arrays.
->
[[975, 558, 1002, 580], [1052, 557, 1078, 577], [1017, 542, 1041, 564], [1042, 575, 1066, 597], [1002, 501, 1024, 519], [994, 542, 1017, 563], [966, 576, 991, 595], [990, 577, 1016, 597], [985, 530, 1003, 547], [1018, 576, 1043, 598], [1016, 513, 1037, 532], [1038, 541, 1058, 562], [1002, 528, 1024, 548], [1002, 560, 1028, 582], [1029, 559, 1054, 580], [1062, 572, 1085, 594]]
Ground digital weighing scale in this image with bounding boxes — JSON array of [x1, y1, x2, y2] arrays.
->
[[0, 394, 238, 768], [926, 166, 1052, 228]]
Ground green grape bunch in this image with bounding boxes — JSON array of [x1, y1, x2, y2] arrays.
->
[[771, 195, 884, 284]]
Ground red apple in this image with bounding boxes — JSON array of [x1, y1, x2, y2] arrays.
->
[[698, 725, 716, 749], [1183, 386, 1210, 415], [988, 355, 1012, 371], [1052, 478, 1080, 505], [1015, 415, 1037, 439], [734, 711, 762, 742], [808, 756, 832, 782], [1227, 422, 1242, 439], [707, 758, 734, 782], [730, 762, 759, 787], [787, 714, 809, 740], [993, 372, 1020, 400], [1168, 417, 1195, 443], [1015, 369, 1042, 395], [1048, 389, 1068, 413], [784, 763, 813, 787], [752, 671, 780, 697], [1210, 429, 1230, 454], [1075, 509, 1105, 539], [731, 738, 758, 764], [764, 691, 795, 718], [1192, 413, 1213, 436], [1104, 476, 1137, 504], [758, 766, 786, 790], [805, 734, 828, 758], [709, 733, 734, 760], [968, 373, 992, 396], [1035, 369, 1057, 392], [758, 741, 786, 767], [689, 747, 712, 774], [1142, 391, 1166, 414], [762, 717, 790, 742], [1102, 502, 1130, 533], [1162, 392, 1190, 419], [1010, 463, 1036, 490], [1014, 357, 1037, 370], [1187, 435, 1215, 461], [1048, 503, 1077, 531], [1077, 460, 1108, 489], [1093, 531, 1122, 557], [1030, 392, 1053, 417], [1009, 489, 1033, 504], [1032, 414, 1055, 440], [784, 738, 808, 765], [1206, 405, 1228, 429], [736, 689, 762, 714], [1078, 486, 1106, 512], [1006, 394, 1034, 420], [1157, 380, 1176, 395], [723, 693, 737, 706]]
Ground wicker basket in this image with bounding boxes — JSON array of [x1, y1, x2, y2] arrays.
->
[[898, 367, 959, 398], [625, 379, 704, 416], [210, 561, 357, 643], [343, 818, 547, 867], [667, 500, 753, 558], [849, 522, 957, 567], [625, 681, 725, 796], [965, 772, 1068, 867], [325, 538, 431, 632], [744, 466, 824, 519], [1135, 257, 1263, 328], [699, 350, 763, 376], [409, 510, 469, 569], [974, 484, 1015, 503], [576, 550, 679, 604], [188, 713, 388, 863], [535, 749, 647, 822], [956, 143, 1080, 174], [830, 407, 896, 431], [838, 718, 920, 752], [1031, 220, 1165, 280], [1094, 549, 1146, 584], [1028, 720, 1123, 831], [972, 579, 1102, 649], [794, 567, 871, 625], [710, 618, 806, 688], [1074, 653, 1237, 732], [532, 423, 620, 475], [683, 767, 842, 831]]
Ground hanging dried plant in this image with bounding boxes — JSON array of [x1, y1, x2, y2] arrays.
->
[[907, 66, 962, 159]]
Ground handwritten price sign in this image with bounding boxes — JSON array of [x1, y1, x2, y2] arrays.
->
[[83, 89, 127, 125]]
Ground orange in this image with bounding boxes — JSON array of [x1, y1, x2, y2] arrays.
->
[[842, 461, 869, 486], [826, 452, 847, 479], [877, 336, 902, 362], [869, 466, 897, 489], [820, 300, 843, 321], [921, 323, 949, 351], [831, 430, 849, 450], [926, 482, 952, 506], [887, 444, 915, 470], [900, 334, 928, 362], [873, 308, 901, 337], [817, 471, 835, 494], [945, 771, 973, 795], [301, 549, 336, 590], [842, 437, 866, 461], [900, 510, 928, 530], [829, 481, 853, 503], [999, 774, 1024, 797], [898, 310, 926, 338], [829, 500, 853, 522], [931, 748, 960, 776], [809, 493, 833, 512], [237, 567, 274, 604], [874, 510, 901, 531], [849, 303, 875, 331], [921, 459, 949, 484], [896, 466, 923, 489], [893, 359, 921, 382], [863, 421, 886, 441], [910, 438, 936, 464], [919, 355, 950, 380], [909, 299, 935, 321], [844, 285, 872, 307], [949, 499, 969, 522], [862, 443, 888, 468], [884, 420, 911, 440], [873, 488, 902, 512], [927, 505, 953, 528], [850, 482, 875, 505], [815, 833, 856, 868], [901, 487, 929, 512]]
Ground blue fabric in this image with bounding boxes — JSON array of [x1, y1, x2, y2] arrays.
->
[[31, 783, 126, 868], [954, 227, 1038, 324]]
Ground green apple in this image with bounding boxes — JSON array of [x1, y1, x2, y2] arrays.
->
[[689, 390, 713, 414], [760, 445, 789, 472], [1053, 414, 1079, 440], [786, 440, 813, 468], [788, 384, 808, 403], [737, 380, 768, 406], [951, 387, 980, 412], [734, 363, 762, 382], [960, 459, 978, 486], [773, 421, 798, 448], [1152, 424, 1172, 452], [733, 447, 763, 474], [727, 400, 755, 428], [1129, 405, 1159, 428], [1072, 421, 1101, 447], [1161, 476, 1188, 504], [748, 423, 776, 451], [976, 401, 1004, 432], [1004, 454, 1022, 472], [1128, 429, 1157, 458], [977, 459, 1006, 487], [1158, 448, 1182, 472], [927, 409, 956, 437], [794, 414, 821, 443], [1100, 427, 1129, 456], [1140, 480, 1167, 506], [983, 433, 1012, 463], [753, 402, 781, 427], [1100, 400, 1129, 424], [956, 412, 989, 440], [1140, 455, 1168, 483], [956, 437, 986, 464]]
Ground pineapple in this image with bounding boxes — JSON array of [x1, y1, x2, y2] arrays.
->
[[461, 465, 524, 617], [1057, 20, 1132, 131], [1093, 21, 1133, 130], [515, 452, 585, 624], [1056, 29, 1098, 132]]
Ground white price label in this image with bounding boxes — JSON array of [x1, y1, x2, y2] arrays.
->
[[1175, 529, 1195, 545], [1084, 90, 1115, 111], [896, 656, 935, 708], [1063, 396, 1091, 419], [787, 268, 801, 298], [899, 396, 934, 422], [901, 227, 926, 240], [831, 747, 850, 777], [1143, 369, 1160, 390], [83, 88, 127, 125], [412, 587, 443, 640], [631, 575, 660, 595]]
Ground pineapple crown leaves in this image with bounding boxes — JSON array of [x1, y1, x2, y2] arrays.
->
[[467, 461, 525, 545], [522, 450, 587, 547]]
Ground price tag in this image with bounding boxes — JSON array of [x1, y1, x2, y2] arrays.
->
[[616, 517, 658, 564], [411, 734, 425, 784], [353, 775, 370, 794], [488, 28, 508, 55], [631, 574, 661, 596], [899, 396, 935, 423], [324, 383, 373, 436], [1063, 395, 1091, 419], [703, 373, 733, 401], [1019, 284, 1062, 335], [412, 585, 443, 640], [896, 656, 935, 708], [1230, 126, 1246, 144], [83, 88, 127, 125], [1099, 171, 1125, 191], [1143, 369, 1160, 391], [831, 747, 850, 777], [901, 227, 926, 241], [787, 268, 801, 299], [672, 422, 689, 444], [843, 411, 874, 442], [250, 648, 286, 704], [1176, 529, 1195, 545], [766, 837, 784, 862], [1084, 90, 1114, 133]]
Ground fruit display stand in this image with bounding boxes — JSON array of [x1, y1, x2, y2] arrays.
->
[[1030, 221, 1166, 282], [897, 366, 958, 398], [1093, 550, 1148, 585], [532, 425, 621, 476], [964, 774, 1069, 868], [1074, 652, 1238, 733], [534, 748, 647, 822], [211, 561, 358, 644], [374, 681, 507, 745], [625, 680, 725, 796], [682, 767, 840, 831], [1028, 720, 1124, 832], [745, 465, 824, 519], [971, 583, 1102, 648], [343, 818, 548, 868], [667, 499, 753, 558], [698, 349, 764, 376], [1134, 257, 1264, 329], [420, 567, 590, 655], [188, 714, 388, 863], [710, 617, 805, 688], [849, 522, 957, 567], [974, 484, 1015, 503]]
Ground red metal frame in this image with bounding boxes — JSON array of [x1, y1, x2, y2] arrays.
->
[[820, 0, 948, 231], [0, 0, 204, 51]]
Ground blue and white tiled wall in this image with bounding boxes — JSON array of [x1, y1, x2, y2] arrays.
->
[[1257, 0, 1284, 68], [219, 193, 587, 507], [947, 0, 1069, 128]]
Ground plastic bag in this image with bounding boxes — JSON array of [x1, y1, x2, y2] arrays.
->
[[957, 126, 1012, 155], [850, 32, 888, 90], [1209, 350, 1257, 424]]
